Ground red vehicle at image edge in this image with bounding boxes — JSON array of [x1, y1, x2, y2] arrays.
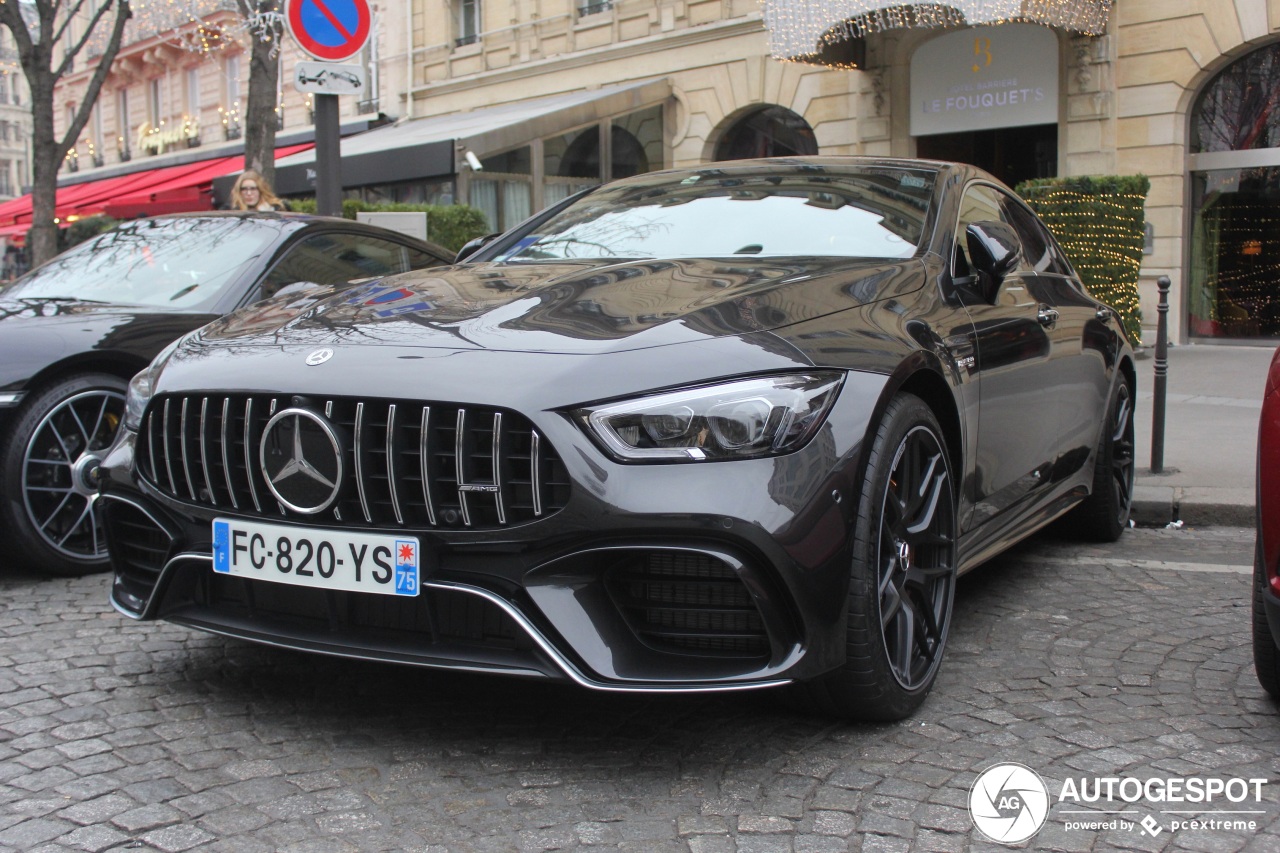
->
[[1255, 346, 1280, 698]]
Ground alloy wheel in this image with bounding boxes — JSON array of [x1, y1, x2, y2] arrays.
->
[[877, 424, 957, 691], [22, 389, 126, 560], [1110, 382, 1135, 522]]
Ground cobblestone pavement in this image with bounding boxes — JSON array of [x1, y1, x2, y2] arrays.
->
[[1, 525, 1277, 852]]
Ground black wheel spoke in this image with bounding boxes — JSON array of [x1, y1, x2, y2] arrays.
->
[[881, 581, 904, 627], [891, 603, 915, 675], [875, 421, 957, 692]]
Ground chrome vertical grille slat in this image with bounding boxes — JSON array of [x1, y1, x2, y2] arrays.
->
[[244, 398, 262, 513], [220, 397, 238, 509], [531, 430, 543, 517], [354, 402, 372, 523], [179, 398, 197, 500], [199, 398, 217, 506], [420, 406, 436, 526], [492, 412, 506, 525], [146, 411, 158, 489], [455, 408, 470, 527], [386, 403, 403, 525], [162, 398, 178, 496], [137, 393, 569, 530]]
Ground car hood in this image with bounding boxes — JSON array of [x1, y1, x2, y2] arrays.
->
[[0, 298, 217, 392], [194, 257, 924, 355]]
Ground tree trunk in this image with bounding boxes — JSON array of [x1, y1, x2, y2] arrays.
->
[[243, 0, 282, 184], [27, 75, 60, 266]]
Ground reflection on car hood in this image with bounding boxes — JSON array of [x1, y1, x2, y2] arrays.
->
[[197, 257, 922, 354]]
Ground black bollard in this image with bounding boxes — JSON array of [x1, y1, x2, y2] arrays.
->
[[1150, 275, 1171, 473]]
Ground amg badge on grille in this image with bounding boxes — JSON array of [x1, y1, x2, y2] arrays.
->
[[259, 409, 344, 513]]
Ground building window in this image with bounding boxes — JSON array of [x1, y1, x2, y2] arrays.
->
[[186, 68, 200, 117], [1188, 42, 1280, 339], [577, 0, 612, 16], [455, 0, 480, 47], [0, 161, 11, 197], [148, 78, 162, 127], [91, 105, 104, 166], [116, 88, 130, 159], [713, 106, 817, 161], [223, 55, 242, 138]]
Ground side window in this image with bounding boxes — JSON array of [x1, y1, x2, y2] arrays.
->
[[260, 233, 411, 299], [406, 246, 444, 270], [953, 184, 1006, 278], [999, 197, 1070, 275]]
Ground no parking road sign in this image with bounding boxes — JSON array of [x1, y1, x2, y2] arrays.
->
[[286, 0, 371, 62]]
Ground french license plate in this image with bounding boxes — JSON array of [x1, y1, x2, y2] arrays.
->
[[212, 517, 420, 597]]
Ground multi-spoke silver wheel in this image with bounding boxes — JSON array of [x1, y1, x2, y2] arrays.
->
[[2, 374, 128, 576], [22, 388, 124, 560], [877, 423, 956, 691]]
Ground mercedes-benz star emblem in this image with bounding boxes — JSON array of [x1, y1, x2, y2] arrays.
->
[[305, 348, 334, 366], [259, 408, 343, 514]]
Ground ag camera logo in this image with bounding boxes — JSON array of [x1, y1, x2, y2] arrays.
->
[[969, 762, 1051, 844]]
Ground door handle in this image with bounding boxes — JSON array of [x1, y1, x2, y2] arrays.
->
[[1037, 306, 1060, 327]]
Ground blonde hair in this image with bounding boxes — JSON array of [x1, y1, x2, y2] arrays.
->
[[230, 170, 284, 211]]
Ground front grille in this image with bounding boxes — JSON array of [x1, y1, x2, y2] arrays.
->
[[607, 552, 770, 659], [103, 500, 175, 590], [136, 394, 571, 530]]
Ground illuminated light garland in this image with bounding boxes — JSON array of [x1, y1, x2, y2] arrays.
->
[[762, 1, 1114, 66], [1017, 176, 1148, 345]]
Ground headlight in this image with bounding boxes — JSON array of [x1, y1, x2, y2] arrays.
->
[[124, 339, 182, 431], [578, 372, 844, 462]]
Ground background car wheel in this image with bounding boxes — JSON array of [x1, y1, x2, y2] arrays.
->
[[1254, 539, 1280, 699], [796, 393, 958, 721], [0, 373, 127, 576], [1068, 377, 1135, 542]]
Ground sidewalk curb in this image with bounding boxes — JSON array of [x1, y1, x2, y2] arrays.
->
[[1133, 483, 1254, 528]]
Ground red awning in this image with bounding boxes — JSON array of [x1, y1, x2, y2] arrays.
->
[[0, 143, 316, 234]]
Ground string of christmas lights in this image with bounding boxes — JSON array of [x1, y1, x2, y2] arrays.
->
[[761, 0, 1114, 66], [1018, 176, 1148, 345]]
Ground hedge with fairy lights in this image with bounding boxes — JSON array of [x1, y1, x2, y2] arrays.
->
[[1016, 175, 1150, 345]]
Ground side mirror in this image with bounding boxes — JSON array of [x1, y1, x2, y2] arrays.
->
[[454, 233, 500, 263], [965, 220, 1021, 301]]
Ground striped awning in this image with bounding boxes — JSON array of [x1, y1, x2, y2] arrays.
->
[[762, 1, 1113, 67]]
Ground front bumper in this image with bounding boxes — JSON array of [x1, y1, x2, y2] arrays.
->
[[103, 373, 885, 693]]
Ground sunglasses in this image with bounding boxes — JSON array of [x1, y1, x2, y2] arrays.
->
[[241, 184, 259, 192]]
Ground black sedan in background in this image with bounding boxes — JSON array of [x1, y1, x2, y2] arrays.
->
[[0, 213, 451, 576], [102, 158, 1135, 720]]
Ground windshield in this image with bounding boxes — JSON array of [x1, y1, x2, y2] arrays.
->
[[4, 217, 286, 310], [494, 166, 936, 262]]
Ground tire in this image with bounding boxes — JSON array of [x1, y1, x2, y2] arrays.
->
[[1069, 377, 1135, 542], [795, 393, 958, 721], [1253, 538, 1280, 700], [0, 373, 127, 576]]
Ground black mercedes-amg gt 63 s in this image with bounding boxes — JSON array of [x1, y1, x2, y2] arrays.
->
[[101, 158, 1135, 720]]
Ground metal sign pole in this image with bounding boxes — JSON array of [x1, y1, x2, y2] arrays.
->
[[315, 94, 342, 217]]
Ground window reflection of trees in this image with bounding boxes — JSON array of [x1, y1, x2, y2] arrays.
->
[[1193, 43, 1280, 154], [501, 170, 934, 262], [6, 218, 283, 309]]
